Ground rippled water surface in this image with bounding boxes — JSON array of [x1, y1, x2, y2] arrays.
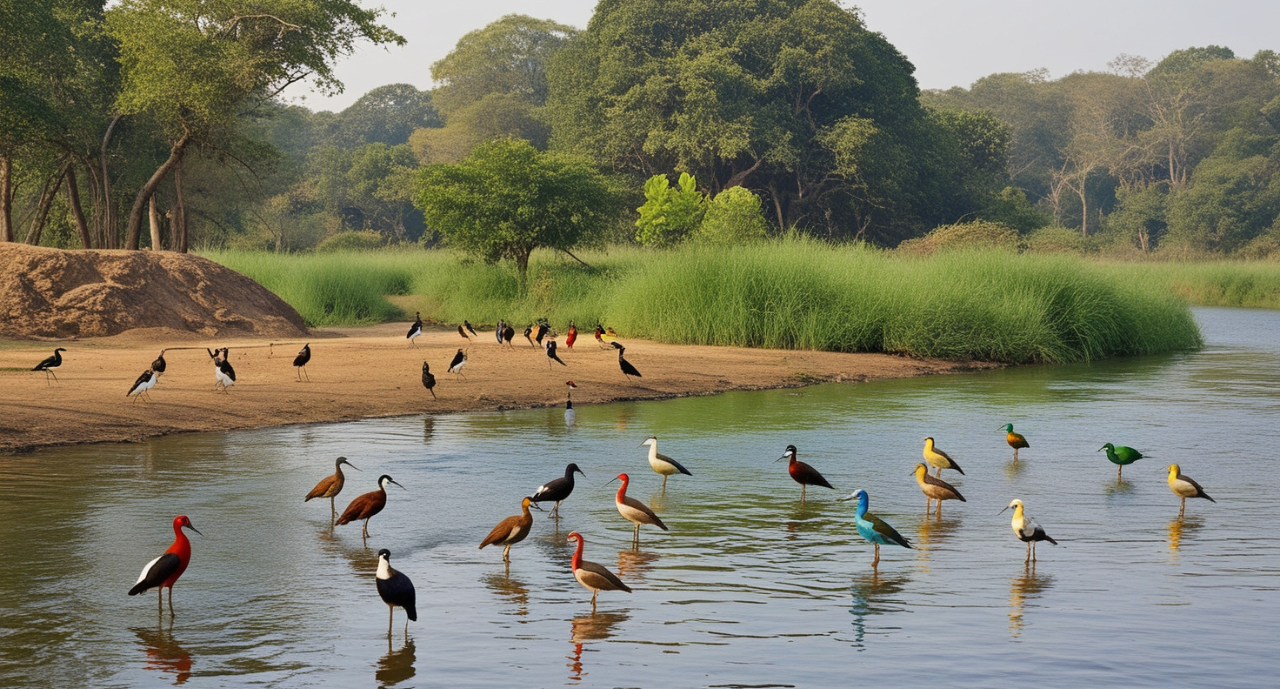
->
[[2, 307, 1278, 688]]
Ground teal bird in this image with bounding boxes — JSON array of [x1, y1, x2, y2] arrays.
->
[[1099, 443, 1145, 481], [838, 489, 912, 567]]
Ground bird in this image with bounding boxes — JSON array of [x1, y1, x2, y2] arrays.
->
[[535, 322, 551, 346], [564, 381, 577, 425], [1099, 443, 1145, 481], [523, 324, 535, 347], [447, 349, 467, 378], [567, 531, 631, 611], [1000, 423, 1029, 462], [565, 321, 577, 349], [999, 499, 1058, 563], [293, 343, 311, 382], [501, 322, 515, 346], [336, 474, 404, 540], [546, 340, 566, 368], [406, 312, 422, 346], [464, 320, 478, 337], [638, 436, 692, 490], [151, 350, 167, 376], [775, 444, 833, 502], [594, 324, 607, 349], [912, 463, 965, 517], [495, 319, 506, 345], [208, 347, 235, 393], [608, 472, 669, 544], [1166, 464, 1215, 516], [129, 515, 202, 615], [305, 456, 360, 522], [479, 496, 535, 563], [421, 362, 436, 399], [839, 489, 912, 567], [531, 463, 585, 517], [375, 549, 417, 636], [127, 369, 158, 403], [457, 324, 469, 340], [32, 347, 66, 384], [922, 437, 964, 477], [612, 342, 641, 378]]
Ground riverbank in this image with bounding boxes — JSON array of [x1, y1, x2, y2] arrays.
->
[[0, 325, 994, 454]]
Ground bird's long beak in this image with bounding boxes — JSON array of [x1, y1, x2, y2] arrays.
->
[[391, 480, 406, 490], [773, 454, 788, 463], [1096, 447, 1104, 452], [837, 493, 854, 502], [998, 506, 1010, 515], [185, 524, 203, 536], [530, 502, 546, 512], [576, 469, 586, 477], [604, 477, 619, 487], [347, 462, 361, 471]]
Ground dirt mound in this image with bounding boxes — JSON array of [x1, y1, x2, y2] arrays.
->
[[0, 245, 308, 339]]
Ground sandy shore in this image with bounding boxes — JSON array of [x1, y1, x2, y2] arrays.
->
[[0, 324, 995, 454]]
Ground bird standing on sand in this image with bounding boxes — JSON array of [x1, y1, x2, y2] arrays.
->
[[638, 436, 692, 490], [32, 348, 66, 384], [531, 462, 585, 517], [565, 321, 577, 349], [1166, 464, 1215, 516], [305, 456, 360, 522], [337, 474, 404, 540], [375, 549, 417, 636], [1000, 499, 1058, 563], [564, 381, 577, 425], [464, 320, 478, 337], [546, 340, 566, 368], [421, 362, 437, 399], [406, 312, 423, 346], [495, 320, 507, 345], [151, 351, 167, 376], [776, 444, 833, 502], [523, 324, 535, 348], [535, 322, 551, 346], [448, 349, 468, 378], [840, 489, 912, 567], [912, 463, 965, 517], [608, 473, 669, 545], [127, 369, 158, 403], [1099, 443, 1144, 481], [923, 437, 964, 477], [480, 497, 535, 563], [129, 515, 202, 615], [209, 347, 235, 393], [567, 531, 631, 611], [457, 325, 469, 340], [612, 342, 642, 379], [502, 322, 515, 346], [1000, 424, 1029, 462], [293, 343, 311, 382]]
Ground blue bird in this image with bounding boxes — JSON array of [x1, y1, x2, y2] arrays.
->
[[839, 489, 913, 567]]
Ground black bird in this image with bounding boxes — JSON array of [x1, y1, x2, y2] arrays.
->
[[546, 340, 566, 368], [495, 319, 506, 345], [523, 324, 535, 347], [531, 463, 586, 518], [127, 369, 158, 403], [421, 361, 436, 399], [448, 348, 467, 378], [151, 350, 167, 376], [406, 311, 422, 346], [375, 549, 417, 636], [209, 347, 235, 393], [293, 343, 311, 382], [457, 324, 469, 340], [535, 322, 550, 346], [612, 342, 641, 379], [32, 347, 66, 384], [464, 320, 478, 337], [501, 323, 515, 347]]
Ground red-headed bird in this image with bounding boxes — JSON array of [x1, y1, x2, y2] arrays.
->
[[129, 515, 202, 615]]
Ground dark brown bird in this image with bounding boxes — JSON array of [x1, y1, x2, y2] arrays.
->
[[611, 342, 641, 378], [32, 348, 66, 384], [464, 320, 478, 337], [306, 457, 360, 521], [502, 323, 515, 346], [523, 324, 535, 347], [421, 361, 436, 399], [479, 496, 535, 563], [776, 445, 834, 502], [336, 474, 404, 539], [293, 343, 311, 381], [457, 324, 469, 340]]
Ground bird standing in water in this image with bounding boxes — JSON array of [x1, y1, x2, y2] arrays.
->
[[305, 456, 360, 522], [32, 348, 66, 384], [609, 473, 669, 545], [531, 463, 585, 517], [638, 436, 693, 490], [1166, 464, 1215, 516], [480, 497, 535, 563], [912, 463, 965, 517], [127, 369, 158, 403], [612, 342, 641, 378], [336, 474, 404, 540], [421, 362, 437, 399], [840, 489, 912, 567], [1000, 424, 1029, 462], [129, 515, 202, 615], [447, 349, 467, 378], [293, 343, 311, 382], [567, 531, 631, 611], [564, 381, 577, 425], [923, 437, 964, 477], [776, 444, 833, 502], [565, 321, 577, 349], [406, 312, 422, 346], [1000, 499, 1058, 563], [1099, 443, 1144, 481], [375, 549, 417, 636]]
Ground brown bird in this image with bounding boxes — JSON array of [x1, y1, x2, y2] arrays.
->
[[421, 362, 436, 399], [479, 496, 535, 563], [305, 456, 360, 522], [336, 474, 404, 540], [567, 531, 631, 611], [608, 473, 669, 545], [776, 445, 834, 503], [457, 324, 469, 340], [912, 463, 965, 518]]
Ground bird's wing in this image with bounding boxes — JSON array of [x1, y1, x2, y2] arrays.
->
[[620, 360, 642, 377], [866, 513, 912, 548], [336, 492, 374, 524], [305, 475, 337, 500], [1178, 474, 1215, 502], [33, 355, 55, 371], [921, 473, 964, 500], [221, 361, 236, 380], [578, 561, 631, 592], [480, 516, 520, 547], [129, 553, 181, 594], [128, 371, 150, 395], [654, 452, 693, 476], [622, 497, 669, 530]]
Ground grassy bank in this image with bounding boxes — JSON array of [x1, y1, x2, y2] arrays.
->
[[204, 241, 1204, 364], [1100, 261, 1280, 310]]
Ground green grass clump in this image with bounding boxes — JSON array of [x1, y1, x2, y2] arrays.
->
[[1100, 261, 1280, 309]]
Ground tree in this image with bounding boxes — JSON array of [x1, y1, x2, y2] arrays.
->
[[328, 84, 440, 148], [414, 138, 613, 282], [635, 173, 704, 247], [694, 186, 771, 244]]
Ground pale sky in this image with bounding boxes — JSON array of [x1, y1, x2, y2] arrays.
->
[[290, 0, 1280, 112]]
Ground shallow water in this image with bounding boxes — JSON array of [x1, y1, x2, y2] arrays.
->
[[1, 307, 1278, 688]]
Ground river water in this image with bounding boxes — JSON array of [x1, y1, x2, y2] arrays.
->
[[1, 307, 1277, 688]]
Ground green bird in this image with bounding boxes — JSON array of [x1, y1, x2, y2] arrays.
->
[[1099, 443, 1145, 481]]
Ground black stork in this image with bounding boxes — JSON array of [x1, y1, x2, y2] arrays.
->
[[293, 343, 311, 382], [421, 362, 437, 399], [776, 444, 834, 503], [531, 463, 585, 518], [523, 324, 535, 347], [464, 320, 478, 337], [546, 340, 566, 369], [336, 474, 404, 540], [535, 322, 550, 346], [305, 456, 360, 522], [406, 312, 423, 346], [151, 350, 167, 376], [611, 342, 641, 379], [375, 549, 417, 636], [127, 369, 158, 403], [129, 515, 202, 616], [447, 349, 467, 378], [32, 347, 66, 384]]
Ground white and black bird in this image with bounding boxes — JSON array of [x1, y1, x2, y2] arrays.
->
[[293, 343, 311, 382], [375, 549, 417, 636], [464, 320, 478, 337], [151, 351, 167, 376], [127, 369, 158, 403], [1000, 499, 1059, 563], [531, 462, 585, 518], [32, 347, 66, 384], [546, 340, 566, 368], [612, 342, 641, 379], [564, 380, 577, 425], [209, 347, 235, 393], [406, 312, 423, 346], [421, 361, 436, 399], [447, 349, 467, 378]]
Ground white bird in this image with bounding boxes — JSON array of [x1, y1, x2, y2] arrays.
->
[[127, 369, 157, 403], [638, 435, 693, 490], [406, 312, 422, 346], [447, 348, 467, 378], [999, 499, 1058, 563]]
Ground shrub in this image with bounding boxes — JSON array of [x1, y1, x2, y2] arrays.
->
[[897, 220, 1019, 255], [693, 186, 770, 244], [316, 230, 387, 252]]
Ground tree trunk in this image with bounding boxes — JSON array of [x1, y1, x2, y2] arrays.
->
[[148, 194, 163, 250], [0, 154, 12, 242], [173, 156, 188, 253], [515, 248, 531, 288], [1077, 184, 1089, 237], [65, 166, 92, 249], [126, 132, 190, 250], [24, 165, 68, 246], [101, 115, 121, 248]]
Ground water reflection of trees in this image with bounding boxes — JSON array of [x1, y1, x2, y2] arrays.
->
[[1008, 563, 1054, 639], [376, 636, 416, 688], [847, 569, 911, 648], [134, 625, 192, 685], [567, 611, 629, 683]]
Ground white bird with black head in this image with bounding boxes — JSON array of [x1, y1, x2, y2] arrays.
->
[[127, 369, 157, 403]]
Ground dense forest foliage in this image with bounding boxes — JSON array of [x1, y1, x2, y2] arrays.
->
[[4, 1, 1279, 256]]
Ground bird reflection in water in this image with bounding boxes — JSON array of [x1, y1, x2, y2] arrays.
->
[[567, 611, 629, 683], [1104, 478, 1135, 497], [421, 416, 434, 445], [376, 636, 416, 688], [1008, 562, 1054, 638], [613, 407, 634, 432], [913, 514, 960, 569], [483, 572, 530, 616], [847, 569, 910, 649], [1003, 457, 1027, 479], [784, 500, 822, 539], [1167, 515, 1202, 561], [616, 547, 659, 579], [134, 626, 192, 685]]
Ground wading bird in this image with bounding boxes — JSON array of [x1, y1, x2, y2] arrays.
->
[[447, 349, 467, 378], [912, 463, 965, 517], [1000, 423, 1029, 462], [637, 436, 692, 490], [480, 497, 535, 563], [32, 347, 66, 384], [1166, 464, 1215, 516], [129, 515, 202, 615], [337, 474, 404, 540], [293, 343, 311, 382], [923, 437, 964, 477], [546, 340, 566, 368], [464, 320, 478, 337], [406, 312, 422, 346], [567, 531, 631, 611], [999, 499, 1058, 563], [840, 489, 912, 567], [151, 351, 167, 376], [1099, 443, 1144, 481], [501, 322, 515, 346], [421, 362, 436, 399], [208, 348, 235, 393], [612, 342, 641, 379], [127, 369, 158, 403], [305, 456, 360, 521], [565, 321, 577, 349], [375, 549, 417, 636], [457, 324, 469, 340], [564, 381, 577, 425], [608, 473, 669, 544], [531, 463, 585, 517], [776, 444, 833, 502]]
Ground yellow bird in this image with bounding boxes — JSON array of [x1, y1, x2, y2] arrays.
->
[[923, 437, 964, 477], [1166, 464, 1215, 517], [912, 463, 965, 518]]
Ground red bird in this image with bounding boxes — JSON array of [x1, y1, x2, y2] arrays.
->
[[565, 321, 577, 349], [129, 515, 202, 615]]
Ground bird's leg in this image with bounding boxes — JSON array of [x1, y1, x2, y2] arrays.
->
[[1013, 448, 1019, 463], [363, 518, 370, 539], [633, 524, 640, 545], [925, 497, 931, 514], [303, 367, 310, 382], [1025, 541, 1031, 564], [158, 588, 163, 616], [936, 500, 942, 519], [552, 502, 560, 519], [1032, 542, 1037, 563], [503, 544, 511, 563], [330, 496, 336, 521], [591, 591, 598, 611], [662, 475, 668, 492], [1118, 465, 1123, 482], [934, 467, 941, 478], [168, 587, 175, 616], [801, 484, 806, 504], [872, 543, 880, 568], [296, 368, 301, 382], [388, 605, 394, 637], [1180, 498, 1186, 517], [50, 370, 59, 383]]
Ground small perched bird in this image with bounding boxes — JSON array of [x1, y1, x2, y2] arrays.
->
[[1000, 499, 1058, 563], [609, 473, 669, 544], [922, 437, 964, 477], [495, 319, 507, 345], [565, 321, 577, 349], [1166, 464, 1215, 516], [502, 322, 515, 346], [129, 515, 202, 616], [32, 347, 66, 384], [457, 324, 469, 340], [1000, 423, 1029, 462], [564, 381, 577, 425], [523, 324, 535, 347], [1099, 443, 1144, 481], [480, 497, 535, 563], [305, 456, 360, 521], [127, 369, 158, 403], [840, 489, 912, 567], [375, 549, 417, 636], [464, 320, 478, 337], [406, 312, 422, 346], [151, 351, 167, 376], [912, 463, 965, 517], [531, 462, 585, 517], [336, 474, 404, 540], [638, 436, 692, 490], [447, 349, 467, 378], [546, 340, 566, 368], [208, 347, 235, 393], [567, 531, 631, 611], [421, 362, 437, 399], [776, 444, 833, 502], [293, 343, 311, 382], [612, 342, 641, 378]]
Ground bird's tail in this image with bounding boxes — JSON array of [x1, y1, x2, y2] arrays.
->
[[128, 582, 149, 596], [405, 604, 418, 622], [1045, 535, 1059, 545]]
